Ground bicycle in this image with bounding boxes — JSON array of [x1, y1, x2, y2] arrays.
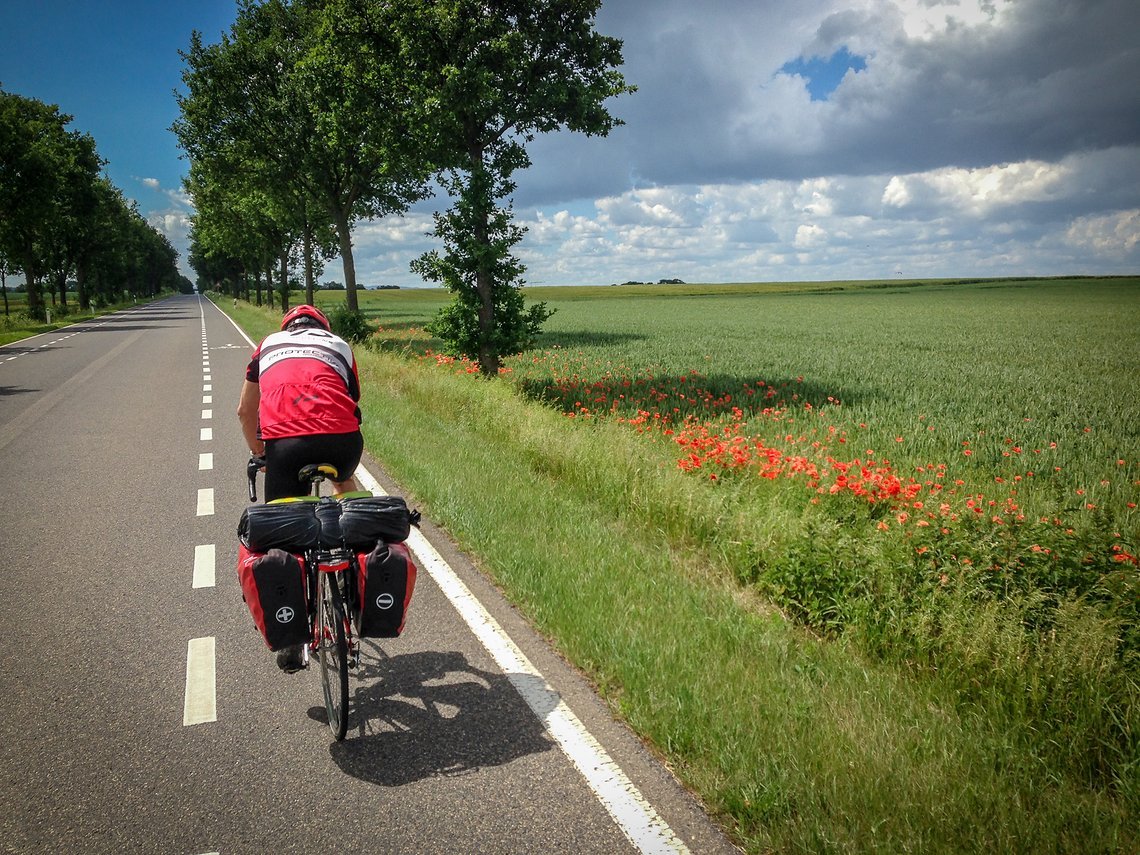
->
[[247, 454, 357, 741]]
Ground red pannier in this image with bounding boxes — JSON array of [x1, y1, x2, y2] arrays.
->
[[237, 544, 309, 651], [355, 541, 417, 638]]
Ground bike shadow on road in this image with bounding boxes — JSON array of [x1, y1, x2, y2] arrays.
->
[[318, 647, 556, 786]]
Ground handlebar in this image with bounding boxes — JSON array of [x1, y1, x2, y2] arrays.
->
[[248, 455, 266, 502]]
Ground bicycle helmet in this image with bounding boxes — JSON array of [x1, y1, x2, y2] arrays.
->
[[281, 304, 330, 331]]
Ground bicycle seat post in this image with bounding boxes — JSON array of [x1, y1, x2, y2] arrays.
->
[[298, 463, 339, 497]]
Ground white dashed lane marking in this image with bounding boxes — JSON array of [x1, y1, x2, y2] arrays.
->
[[197, 488, 214, 516], [1, 325, 85, 366], [193, 545, 215, 589], [183, 637, 216, 725], [187, 297, 219, 730]]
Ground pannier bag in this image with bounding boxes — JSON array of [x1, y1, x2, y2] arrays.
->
[[238, 502, 320, 552], [237, 545, 310, 651], [339, 495, 418, 548], [355, 541, 418, 638]]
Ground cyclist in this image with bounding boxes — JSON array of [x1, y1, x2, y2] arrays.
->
[[237, 303, 365, 671]]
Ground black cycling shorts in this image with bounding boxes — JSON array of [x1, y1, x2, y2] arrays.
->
[[264, 431, 364, 501]]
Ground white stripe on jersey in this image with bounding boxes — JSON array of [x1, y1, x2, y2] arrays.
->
[[257, 328, 353, 386]]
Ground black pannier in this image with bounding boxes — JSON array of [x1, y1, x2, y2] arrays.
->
[[238, 502, 320, 551], [355, 541, 417, 638], [237, 546, 309, 651], [339, 496, 418, 548]]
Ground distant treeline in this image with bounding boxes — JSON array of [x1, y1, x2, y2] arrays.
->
[[1, 88, 188, 319]]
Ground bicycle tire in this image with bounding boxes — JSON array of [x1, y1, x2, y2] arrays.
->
[[316, 571, 349, 741]]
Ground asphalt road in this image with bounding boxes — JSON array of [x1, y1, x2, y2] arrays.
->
[[0, 294, 738, 855]]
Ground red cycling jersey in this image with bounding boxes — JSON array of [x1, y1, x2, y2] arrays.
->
[[246, 327, 361, 439]]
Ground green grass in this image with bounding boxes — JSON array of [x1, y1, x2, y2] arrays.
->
[[219, 277, 1139, 853]]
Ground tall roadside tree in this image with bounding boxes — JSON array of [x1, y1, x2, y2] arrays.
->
[[383, 0, 634, 375], [41, 137, 105, 310], [69, 177, 124, 310], [174, 0, 432, 314], [0, 89, 99, 318]]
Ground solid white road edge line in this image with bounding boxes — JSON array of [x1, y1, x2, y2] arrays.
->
[[184, 637, 217, 726], [210, 295, 689, 853]]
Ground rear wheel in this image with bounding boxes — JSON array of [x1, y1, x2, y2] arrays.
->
[[316, 571, 349, 740]]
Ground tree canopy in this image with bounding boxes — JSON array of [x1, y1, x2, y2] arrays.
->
[[175, 0, 632, 372], [174, 0, 431, 312], [391, 0, 634, 373]]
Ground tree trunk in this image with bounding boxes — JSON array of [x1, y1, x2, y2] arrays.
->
[[22, 250, 42, 319], [475, 220, 497, 376], [55, 269, 68, 309], [279, 250, 290, 314], [1, 267, 8, 317], [333, 207, 359, 313], [303, 224, 315, 307], [469, 156, 498, 376], [76, 257, 90, 311]]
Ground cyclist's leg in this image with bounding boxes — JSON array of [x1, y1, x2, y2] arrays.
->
[[263, 436, 315, 502], [309, 431, 364, 495], [327, 430, 364, 493]]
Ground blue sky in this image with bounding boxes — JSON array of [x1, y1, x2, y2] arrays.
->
[[0, 0, 236, 240], [2, 0, 1138, 287], [780, 48, 866, 102]]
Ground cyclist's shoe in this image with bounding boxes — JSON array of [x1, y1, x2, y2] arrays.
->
[[276, 644, 306, 673]]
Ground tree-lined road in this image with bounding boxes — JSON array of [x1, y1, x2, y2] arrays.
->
[[0, 295, 735, 854]]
